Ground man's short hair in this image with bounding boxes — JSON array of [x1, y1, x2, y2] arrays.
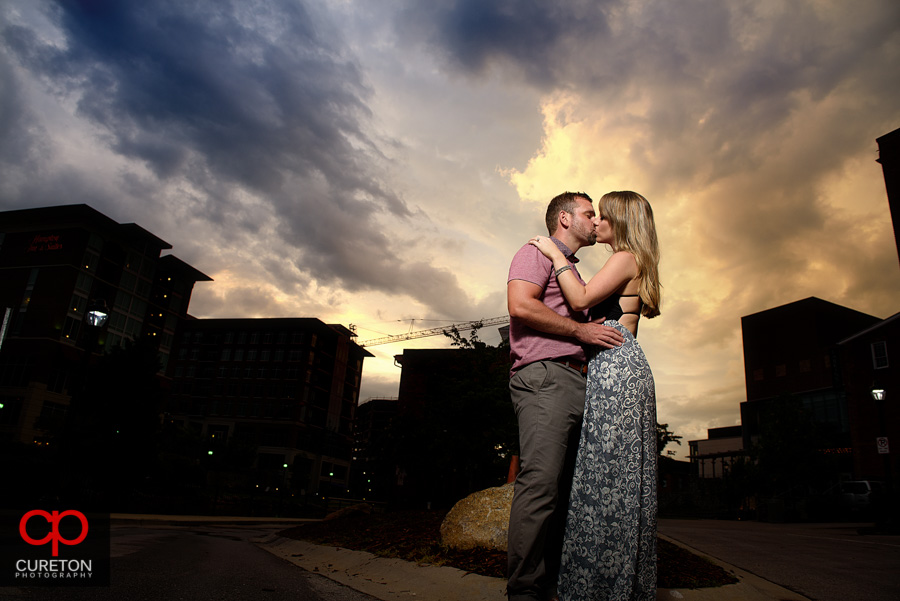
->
[[545, 191, 593, 235]]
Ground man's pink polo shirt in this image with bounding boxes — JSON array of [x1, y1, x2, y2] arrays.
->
[[507, 238, 589, 374]]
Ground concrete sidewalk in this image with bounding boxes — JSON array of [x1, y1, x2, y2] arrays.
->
[[112, 514, 810, 601], [255, 532, 811, 601]]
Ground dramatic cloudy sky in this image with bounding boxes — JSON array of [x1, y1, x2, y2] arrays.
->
[[2, 0, 899, 458]]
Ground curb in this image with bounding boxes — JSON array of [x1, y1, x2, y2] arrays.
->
[[657, 534, 812, 601], [109, 515, 811, 601], [257, 534, 812, 601], [258, 534, 505, 601]]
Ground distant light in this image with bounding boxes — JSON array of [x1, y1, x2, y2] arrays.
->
[[208, 450, 214, 455], [871, 388, 886, 402]]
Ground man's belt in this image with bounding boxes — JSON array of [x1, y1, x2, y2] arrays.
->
[[551, 358, 588, 376]]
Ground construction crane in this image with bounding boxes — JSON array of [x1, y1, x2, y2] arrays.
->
[[355, 316, 509, 347]]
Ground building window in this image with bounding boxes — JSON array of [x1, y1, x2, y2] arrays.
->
[[87, 232, 104, 251], [68, 294, 88, 316], [37, 401, 68, 431], [775, 364, 786, 377], [62, 316, 81, 342], [82, 250, 99, 272], [753, 368, 764, 381], [47, 369, 68, 394], [75, 271, 92, 293], [799, 359, 811, 373], [872, 341, 889, 369], [119, 271, 137, 293]]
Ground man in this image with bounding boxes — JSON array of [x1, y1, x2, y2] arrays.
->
[[506, 191, 624, 601]]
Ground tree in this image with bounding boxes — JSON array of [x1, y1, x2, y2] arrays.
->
[[657, 422, 683, 456], [442, 321, 487, 349]]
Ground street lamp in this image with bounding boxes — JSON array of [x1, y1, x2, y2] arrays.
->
[[871, 383, 889, 456], [871, 382, 895, 532], [85, 299, 109, 328]]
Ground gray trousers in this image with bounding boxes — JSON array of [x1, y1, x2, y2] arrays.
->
[[507, 361, 586, 601]]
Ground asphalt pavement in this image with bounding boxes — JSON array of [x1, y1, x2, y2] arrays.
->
[[658, 519, 900, 601], [13, 513, 886, 601]]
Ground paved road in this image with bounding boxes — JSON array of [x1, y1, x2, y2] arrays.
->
[[0, 525, 379, 601], [659, 519, 900, 601]]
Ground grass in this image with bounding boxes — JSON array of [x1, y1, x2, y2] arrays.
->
[[278, 509, 739, 589]]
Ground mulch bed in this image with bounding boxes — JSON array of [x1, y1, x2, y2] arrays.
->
[[278, 509, 738, 589]]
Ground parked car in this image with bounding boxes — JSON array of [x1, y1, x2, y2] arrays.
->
[[831, 480, 884, 516]]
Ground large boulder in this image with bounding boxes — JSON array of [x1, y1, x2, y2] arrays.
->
[[440, 482, 514, 552]]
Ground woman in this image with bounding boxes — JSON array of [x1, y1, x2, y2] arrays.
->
[[529, 191, 661, 601]]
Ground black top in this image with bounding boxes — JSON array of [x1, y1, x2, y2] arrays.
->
[[589, 293, 642, 323]]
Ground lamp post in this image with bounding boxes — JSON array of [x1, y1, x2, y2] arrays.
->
[[61, 297, 110, 506], [79, 298, 109, 384], [871, 384, 895, 532]]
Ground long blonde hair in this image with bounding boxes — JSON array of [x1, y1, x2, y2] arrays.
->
[[599, 191, 661, 318]]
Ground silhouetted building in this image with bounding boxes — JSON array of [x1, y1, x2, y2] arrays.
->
[[740, 297, 881, 461], [877, 126, 900, 266], [166, 318, 372, 500], [349, 397, 398, 502], [391, 345, 514, 508], [838, 312, 899, 485], [689, 425, 745, 478], [0, 204, 209, 445]]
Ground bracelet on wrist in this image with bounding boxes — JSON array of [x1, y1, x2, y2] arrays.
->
[[555, 265, 572, 277]]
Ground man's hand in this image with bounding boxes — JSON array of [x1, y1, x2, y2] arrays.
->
[[575, 320, 624, 349]]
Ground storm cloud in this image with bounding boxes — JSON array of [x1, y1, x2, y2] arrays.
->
[[2, 0, 899, 452]]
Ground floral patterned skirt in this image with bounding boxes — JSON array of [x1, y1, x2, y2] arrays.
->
[[558, 322, 657, 601]]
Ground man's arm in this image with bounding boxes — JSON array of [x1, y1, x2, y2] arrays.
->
[[508, 280, 624, 348]]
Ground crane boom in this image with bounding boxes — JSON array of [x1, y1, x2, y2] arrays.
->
[[358, 316, 509, 347]]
